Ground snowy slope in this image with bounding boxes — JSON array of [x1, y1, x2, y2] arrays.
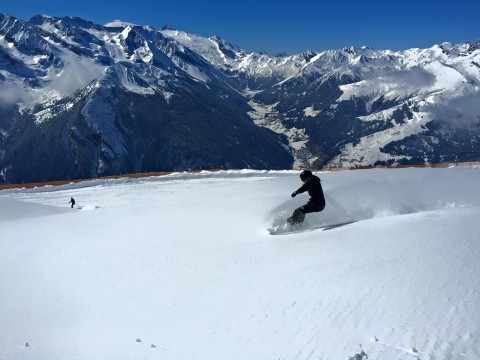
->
[[169, 29, 477, 151], [327, 44, 480, 167], [0, 14, 293, 184], [1, 167, 479, 360], [160, 27, 314, 82], [162, 27, 480, 168]]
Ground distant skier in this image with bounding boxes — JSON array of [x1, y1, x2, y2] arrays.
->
[[69, 197, 75, 208], [287, 170, 326, 225]]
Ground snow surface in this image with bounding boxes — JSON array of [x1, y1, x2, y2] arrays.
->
[[104, 20, 137, 28], [1, 168, 480, 360], [303, 106, 320, 117], [329, 110, 430, 167]]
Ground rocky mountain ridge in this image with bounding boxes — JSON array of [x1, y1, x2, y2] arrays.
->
[[0, 14, 479, 183]]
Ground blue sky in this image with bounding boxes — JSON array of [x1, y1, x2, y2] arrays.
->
[[2, 0, 479, 54]]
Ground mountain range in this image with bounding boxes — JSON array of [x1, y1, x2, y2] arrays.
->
[[0, 14, 479, 183]]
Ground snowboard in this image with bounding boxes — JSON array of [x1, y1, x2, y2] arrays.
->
[[268, 221, 355, 235]]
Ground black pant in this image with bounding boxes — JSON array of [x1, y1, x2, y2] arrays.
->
[[288, 198, 325, 224]]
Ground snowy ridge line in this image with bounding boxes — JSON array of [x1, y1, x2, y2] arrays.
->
[[1, 161, 479, 191], [0, 169, 299, 193], [324, 161, 480, 172], [0, 169, 247, 190]]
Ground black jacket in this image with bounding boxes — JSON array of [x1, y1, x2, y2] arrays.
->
[[295, 175, 325, 205]]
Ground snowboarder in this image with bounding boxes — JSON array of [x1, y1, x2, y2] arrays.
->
[[287, 170, 325, 225], [69, 197, 75, 208]]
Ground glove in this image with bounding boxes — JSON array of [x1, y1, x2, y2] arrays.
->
[[291, 191, 297, 198]]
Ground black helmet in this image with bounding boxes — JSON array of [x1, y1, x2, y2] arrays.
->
[[300, 170, 312, 182]]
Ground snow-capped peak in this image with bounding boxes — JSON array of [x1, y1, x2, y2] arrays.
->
[[160, 24, 176, 31], [104, 19, 137, 28]]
